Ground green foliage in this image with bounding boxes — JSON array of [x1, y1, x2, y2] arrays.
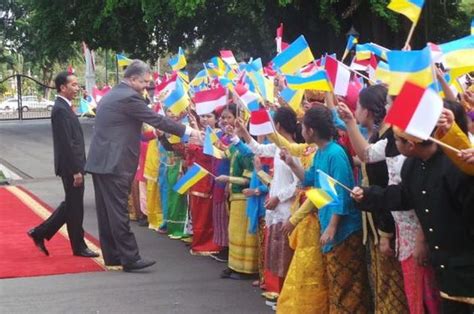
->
[[1, 0, 472, 78]]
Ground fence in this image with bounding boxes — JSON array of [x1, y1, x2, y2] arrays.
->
[[0, 74, 57, 121]]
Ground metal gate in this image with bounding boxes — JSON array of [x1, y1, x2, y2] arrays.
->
[[0, 74, 56, 121]]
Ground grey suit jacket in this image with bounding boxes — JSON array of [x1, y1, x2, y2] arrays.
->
[[85, 82, 186, 176]]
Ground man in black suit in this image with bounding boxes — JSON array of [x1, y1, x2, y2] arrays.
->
[[85, 60, 200, 272], [28, 72, 99, 258]]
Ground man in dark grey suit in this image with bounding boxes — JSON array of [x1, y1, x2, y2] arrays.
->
[[85, 60, 200, 272]]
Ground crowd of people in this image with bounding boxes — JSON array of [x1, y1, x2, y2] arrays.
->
[[27, 24, 474, 312], [122, 58, 474, 313]]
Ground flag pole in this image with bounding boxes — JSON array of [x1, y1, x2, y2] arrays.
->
[[404, 21, 417, 49], [428, 136, 461, 154], [338, 61, 377, 84], [115, 54, 119, 84], [193, 162, 216, 178], [316, 169, 353, 193]]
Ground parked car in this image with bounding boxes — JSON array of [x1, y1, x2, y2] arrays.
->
[[0, 96, 54, 112]]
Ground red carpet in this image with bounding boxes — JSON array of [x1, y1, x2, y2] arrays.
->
[[0, 186, 104, 279]]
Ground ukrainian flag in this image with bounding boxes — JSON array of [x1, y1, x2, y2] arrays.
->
[[471, 19, 474, 35], [387, 0, 425, 23], [318, 170, 338, 198], [164, 79, 189, 115], [280, 87, 304, 113], [248, 70, 273, 102], [190, 69, 208, 87], [366, 42, 390, 61], [173, 163, 210, 194], [386, 46, 434, 95], [286, 70, 333, 91], [374, 61, 391, 84], [439, 35, 474, 79], [203, 126, 225, 159], [342, 35, 358, 60], [204, 57, 226, 77], [306, 188, 336, 210], [117, 54, 133, 67], [272, 35, 314, 74], [355, 44, 372, 61], [169, 47, 187, 71]]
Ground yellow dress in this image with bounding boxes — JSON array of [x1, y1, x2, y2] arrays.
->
[[143, 138, 162, 230], [272, 134, 329, 313]]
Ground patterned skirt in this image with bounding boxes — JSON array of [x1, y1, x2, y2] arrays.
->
[[265, 222, 293, 278], [326, 232, 371, 314], [228, 196, 258, 274], [212, 197, 229, 247], [368, 237, 409, 313]]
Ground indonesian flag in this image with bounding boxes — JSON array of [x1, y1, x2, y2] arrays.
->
[[385, 81, 443, 140], [155, 72, 177, 97], [275, 23, 289, 53], [427, 42, 443, 63], [234, 83, 260, 112], [220, 50, 237, 67], [193, 87, 228, 115], [325, 56, 350, 96], [366, 54, 379, 80], [249, 108, 274, 136], [92, 85, 111, 103], [350, 55, 373, 71], [301, 62, 319, 76]]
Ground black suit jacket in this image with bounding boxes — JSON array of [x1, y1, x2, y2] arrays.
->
[[51, 97, 86, 176], [85, 82, 186, 177]]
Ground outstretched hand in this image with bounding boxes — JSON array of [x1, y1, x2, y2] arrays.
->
[[351, 186, 364, 202]]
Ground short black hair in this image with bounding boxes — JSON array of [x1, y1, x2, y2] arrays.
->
[[54, 71, 75, 93]]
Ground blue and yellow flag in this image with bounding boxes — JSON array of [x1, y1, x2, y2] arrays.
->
[[439, 35, 474, 79], [286, 70, 333, 91], [203, 126, 225, 159], [374, 61, 391, 84], [471, 19, 474, 35], [190, 69, 208, 87], [204, 57, 226, 77], [117, 54, 133, 67], [387, 0, 425, 23], [318, 170, 338, 199], [272, 35, 314, 74], [306, 188, 336, 210], [342, 35, 358, 61], [355, 44, 372, 61], [169, 47, 187, 71], [279, 87, 304, 113], [386, 46, 434, 95], [173, 163, 210, 194], [163, 79, 189, 115]]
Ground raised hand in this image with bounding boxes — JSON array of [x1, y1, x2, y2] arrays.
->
[[337, 102, 355, 123]]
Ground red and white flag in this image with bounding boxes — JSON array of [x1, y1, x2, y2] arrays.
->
[[234, 83, 260, 112], [385, 82, 443, 140], [301, 62, 319, 76], [92, 85, 111, 103], [275, 23, 289, 53], [220, 50, 237, 67], [427, 42, 443, 63], [325, 56, 350, 96], [193, 87, 228, 115], [155, 72, 177, 96], [249, 108, 274, 136]]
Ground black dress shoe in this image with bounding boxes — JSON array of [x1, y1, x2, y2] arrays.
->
[[73, 248, 100, 258], [27, 228, 49, 256], [123, 258, 156, 272]]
